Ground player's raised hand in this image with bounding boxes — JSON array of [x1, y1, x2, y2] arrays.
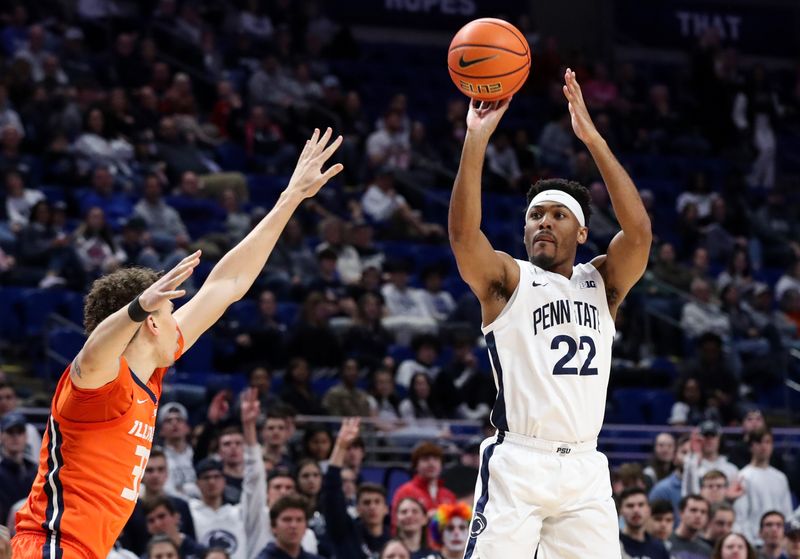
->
[[138, 250, 201, 312], [284, 127, 344, 201], [562, 69, 601, 146], [466, 97, 512, 138]]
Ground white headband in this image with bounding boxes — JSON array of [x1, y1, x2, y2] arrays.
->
[[526, 189, 586, 227]]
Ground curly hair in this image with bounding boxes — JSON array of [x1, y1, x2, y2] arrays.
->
[[429, 502, 472, 548], [83, 267, 160, 334], [526, 178, 593, 225]]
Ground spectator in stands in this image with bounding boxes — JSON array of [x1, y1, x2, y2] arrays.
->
[[189, 390, 265, 559], [279, 357, 325, 415], [322, 358, 372, 417], [702, 197, 740, 266], [753, 511, 788, 559], [619, 488, 669, 559], [537, 112, 573, 175], [216, 426, 248, 504], [433, 333, 493, 421], [286, 293, 344, 370], [141, 496, 205, 559], [733, 429, 792, 544], [73, 107, 134, 176], [3, 170, 42, 230], [701, 502, 735, 549], [428, 503, 472, 559], [261, 412, 293, 470], [366, 110, 411, 173], [393, 497, 432, 556], [316, 217, 361, 285], [323, 418, 391, 559], [257, 494, 324, 559], [650, 434, 691, 520], [644, 432, 676, 486], [238, 366, 279, 414], [266, 217, 318, 295], [669, 376, 708, 426], [583, 62, 619, 110], [243, 105, 296, 174], [680, 335, 740, 423], [381, 260, 437, 345], [73, 206, 126, 278], [785, 520, 800, 559], [301, 425, 334, 467], [485, 131, 522, 190], [261, 469, 318, 553], [360, 168, 443, 241], [776, 261, 800, 301], [720, 285, 773, 365], [752, 190, 800, 267], [343, 292, 393, 370], [0, 382, 41, 463], [650, 243, 692, 295], [717, 249, 755, 294], [690, 247, 713, 284], [681, 278, 731, 340], [398, 372, 445, 427], [648, 500, 676, 544], [157, 402, 196, 497], [134, 173, 190, 255], [418, 266, 455, 323], [81, 166, 134, 223], [391, 442, 456, 530], [294, 459, 328, 550], [710, 532, 757, 559], [233, 290, 288, 369], [683, 422, 739, 496], [0, 412, 36, 526], [677, 173, 715, 221], [367, 367, 403, 430], [122, 447, 195, 554], [17, 199, 84, 288], [700, 470, 743, 506], [727, 408, 768, 468], [586, 181, 619, 248], [396, 334, 441, 389], [668, 495, 712, 558], [145, 534, 181, 559]]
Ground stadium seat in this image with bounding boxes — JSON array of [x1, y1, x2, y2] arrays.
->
[[176, 335, 214, 372]]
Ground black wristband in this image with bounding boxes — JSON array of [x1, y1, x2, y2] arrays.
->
[[127, 295, 150, 322]]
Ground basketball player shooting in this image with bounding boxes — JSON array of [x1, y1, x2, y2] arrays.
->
[[12, 128, 343, 559], [449, 69, 651, 558]]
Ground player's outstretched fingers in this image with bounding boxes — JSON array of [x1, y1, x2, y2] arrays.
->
[[319, 134, 343, 162]]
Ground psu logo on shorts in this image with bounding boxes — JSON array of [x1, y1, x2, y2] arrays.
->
[[470, 512, 488, 537], [206, 530, 238, 553], [556, 447, 571, 455], [579, 280, 597, 289]]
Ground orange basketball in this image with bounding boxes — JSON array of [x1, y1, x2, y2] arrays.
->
[[448, 18, 531, 102]]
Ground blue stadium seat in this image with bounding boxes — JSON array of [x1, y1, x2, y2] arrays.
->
[[645, 389, 675, 424], [176, 335, 214, 372], [276, 302, 299, 326], [0, 287, 26, 341], [610, 388, 648, 424], [19, 288, 68, 338], [216, 142, 248, 172]]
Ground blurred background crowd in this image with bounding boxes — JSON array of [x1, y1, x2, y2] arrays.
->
[[0, 0, 800, 558]]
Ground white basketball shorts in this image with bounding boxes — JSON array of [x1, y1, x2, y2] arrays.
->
[[464, 431, 621, 559]]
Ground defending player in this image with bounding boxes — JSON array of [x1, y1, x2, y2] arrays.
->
[[12, 128, 343, 559], [449, 70, 651, 558]]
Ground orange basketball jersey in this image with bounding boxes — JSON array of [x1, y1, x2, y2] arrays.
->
[[14, 332, 184, 559]]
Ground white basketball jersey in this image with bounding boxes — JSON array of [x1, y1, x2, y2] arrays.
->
[[481, 259, 615, 443]]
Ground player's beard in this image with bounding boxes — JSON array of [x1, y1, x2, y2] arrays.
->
[[530, 252, 556, 270]]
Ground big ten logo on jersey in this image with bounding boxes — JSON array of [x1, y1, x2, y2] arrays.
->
[[458, 80, 502, 96], [579, 280, 596, 289]]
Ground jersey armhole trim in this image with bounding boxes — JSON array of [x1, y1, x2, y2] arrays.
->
[[480, 259, 524, 332]]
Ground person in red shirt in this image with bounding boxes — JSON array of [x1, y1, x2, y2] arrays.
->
[[391, 442, 456, 531], [12, 128, 343, 559]]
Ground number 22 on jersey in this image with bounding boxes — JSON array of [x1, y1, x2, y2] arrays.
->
[[551, 335, 598, 376]]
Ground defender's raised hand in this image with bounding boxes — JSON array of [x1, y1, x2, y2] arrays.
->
[[563, 69, 601, 146], [285, 127, 344, 200], [138, 250, 201, 312]]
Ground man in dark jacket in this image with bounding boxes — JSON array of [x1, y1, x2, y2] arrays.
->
[[0, 412, 37, 522], [321, 418, 390, 559], [257, 494, 324, 559]]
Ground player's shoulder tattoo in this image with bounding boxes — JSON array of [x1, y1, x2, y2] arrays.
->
[[71, 358, 82, 378]]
